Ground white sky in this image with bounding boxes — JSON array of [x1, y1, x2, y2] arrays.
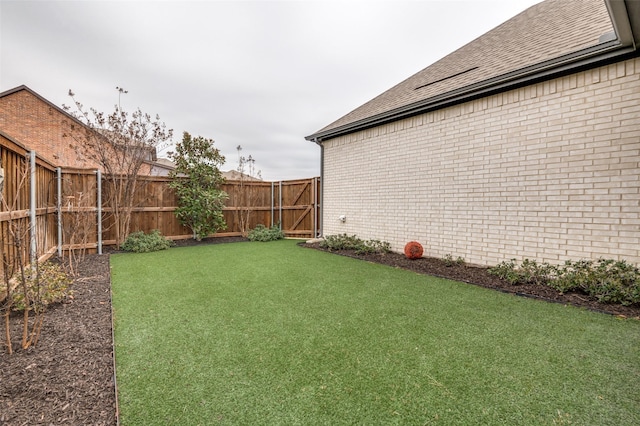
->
[[1, 0, 541, 181]]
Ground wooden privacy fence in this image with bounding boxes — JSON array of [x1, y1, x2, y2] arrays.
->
[[105, 175, 321, 244], [0, 139, 320, 278]]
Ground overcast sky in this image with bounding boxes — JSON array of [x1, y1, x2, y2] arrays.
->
[[1, 0, 541, 181]]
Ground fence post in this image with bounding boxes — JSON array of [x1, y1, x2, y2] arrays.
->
[[278, 181, 282, 231], [96, 169, 102, 255], [57, 168, 62, 257], [29, 151, 37, 264], [270, 181, 274, 228]]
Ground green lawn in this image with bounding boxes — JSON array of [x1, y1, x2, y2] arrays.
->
[[111, 239, 640, 425]]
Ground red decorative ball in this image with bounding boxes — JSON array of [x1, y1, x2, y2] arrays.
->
[[404, 241, 423, 259]]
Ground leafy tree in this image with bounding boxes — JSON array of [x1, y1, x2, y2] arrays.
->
[[169, 132, 227, 240], [64, 88, 173, 248]]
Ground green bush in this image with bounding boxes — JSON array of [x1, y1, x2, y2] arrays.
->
[[549, 259, 594, 293], [12, 261, 72, 313], [320, 234, 362, 251], [488, 259, 521, 284], [121, 230, 173, 253], [488, 258, 556, 285], [360, 239, 392, 255], [489, 257, 640, 306], [247, 224, 285, 242], [320, 234, 391, 255], [443, 254, 466, 267], [551, 259, 640, 306]]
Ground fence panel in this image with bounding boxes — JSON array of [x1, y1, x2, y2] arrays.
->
[[223, 180, 275, 236], [60, 170, 98, 252], [34, 159, 58, 258]]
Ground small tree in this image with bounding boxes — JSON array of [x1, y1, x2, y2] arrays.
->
[[1, 155, 30, 354], [0, 156, 71, 353], [64, 88, 173, 248], [233, 145, 262, 237], [169, 132, 227, 240]]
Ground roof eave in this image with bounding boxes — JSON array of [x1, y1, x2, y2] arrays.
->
[[0, 85, 91, 132], [306, 0, 639, 144]]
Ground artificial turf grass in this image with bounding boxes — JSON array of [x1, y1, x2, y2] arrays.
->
[[111, 239, 640, 425]]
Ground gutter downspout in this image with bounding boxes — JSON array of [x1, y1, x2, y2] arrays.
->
[[312, 138, 323, 237]]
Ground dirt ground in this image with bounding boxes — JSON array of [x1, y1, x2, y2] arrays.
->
[[2, 237, 638, 425]]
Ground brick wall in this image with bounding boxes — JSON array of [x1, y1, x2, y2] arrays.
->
[[321, 57, 640, 266], [0, 89, 98, 169]]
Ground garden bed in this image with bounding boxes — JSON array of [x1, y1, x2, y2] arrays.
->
[[1, 254, 115, 425]]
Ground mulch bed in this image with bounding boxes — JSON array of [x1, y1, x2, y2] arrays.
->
[[1, 254, 115, 425], [2, 237, 638, 425]]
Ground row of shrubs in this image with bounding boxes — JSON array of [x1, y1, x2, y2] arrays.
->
[[319, 234, 392, 255], [121, 224, 286, 253], [489, 258, 640, 306]]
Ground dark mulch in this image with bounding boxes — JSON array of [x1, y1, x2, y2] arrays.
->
[[1, 254, 115, 425], [2, 237, 638, 425]]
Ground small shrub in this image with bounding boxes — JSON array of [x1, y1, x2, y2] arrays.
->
[[12, 261, 73, 313], [443, 254, 466, 267], [357, 239, 392, 255], [488, 258, 555, 285], [488, 259, 525, 284], [121, 230, 173, 253], [551, 259, 640, 306], [489, 257, 640, 306], [519, 259, 557, 286], [320, 234, 362, 251], [319, 234, 391, 255], [404, 241, 423, 260], [248, 224, 285, 242], [548, 259, 592, 293]]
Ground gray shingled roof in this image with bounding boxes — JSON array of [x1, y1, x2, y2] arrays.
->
[[307, 0, 625, 141]]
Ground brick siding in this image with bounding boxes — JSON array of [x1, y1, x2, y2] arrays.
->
[[0, 89, 98, 169], [321, 57, 640, 266]]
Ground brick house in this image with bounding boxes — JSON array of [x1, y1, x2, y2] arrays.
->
[[306, 0, 640, 265], [0, 85, 174, 175]]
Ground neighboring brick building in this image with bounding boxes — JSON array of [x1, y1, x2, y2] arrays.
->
[[306, 0, 640, 265], [0, 85, 173, 175], [0, 86, 95, 168]]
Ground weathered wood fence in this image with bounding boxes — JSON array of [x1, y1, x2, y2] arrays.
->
[[0, 136, 320, 278]]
